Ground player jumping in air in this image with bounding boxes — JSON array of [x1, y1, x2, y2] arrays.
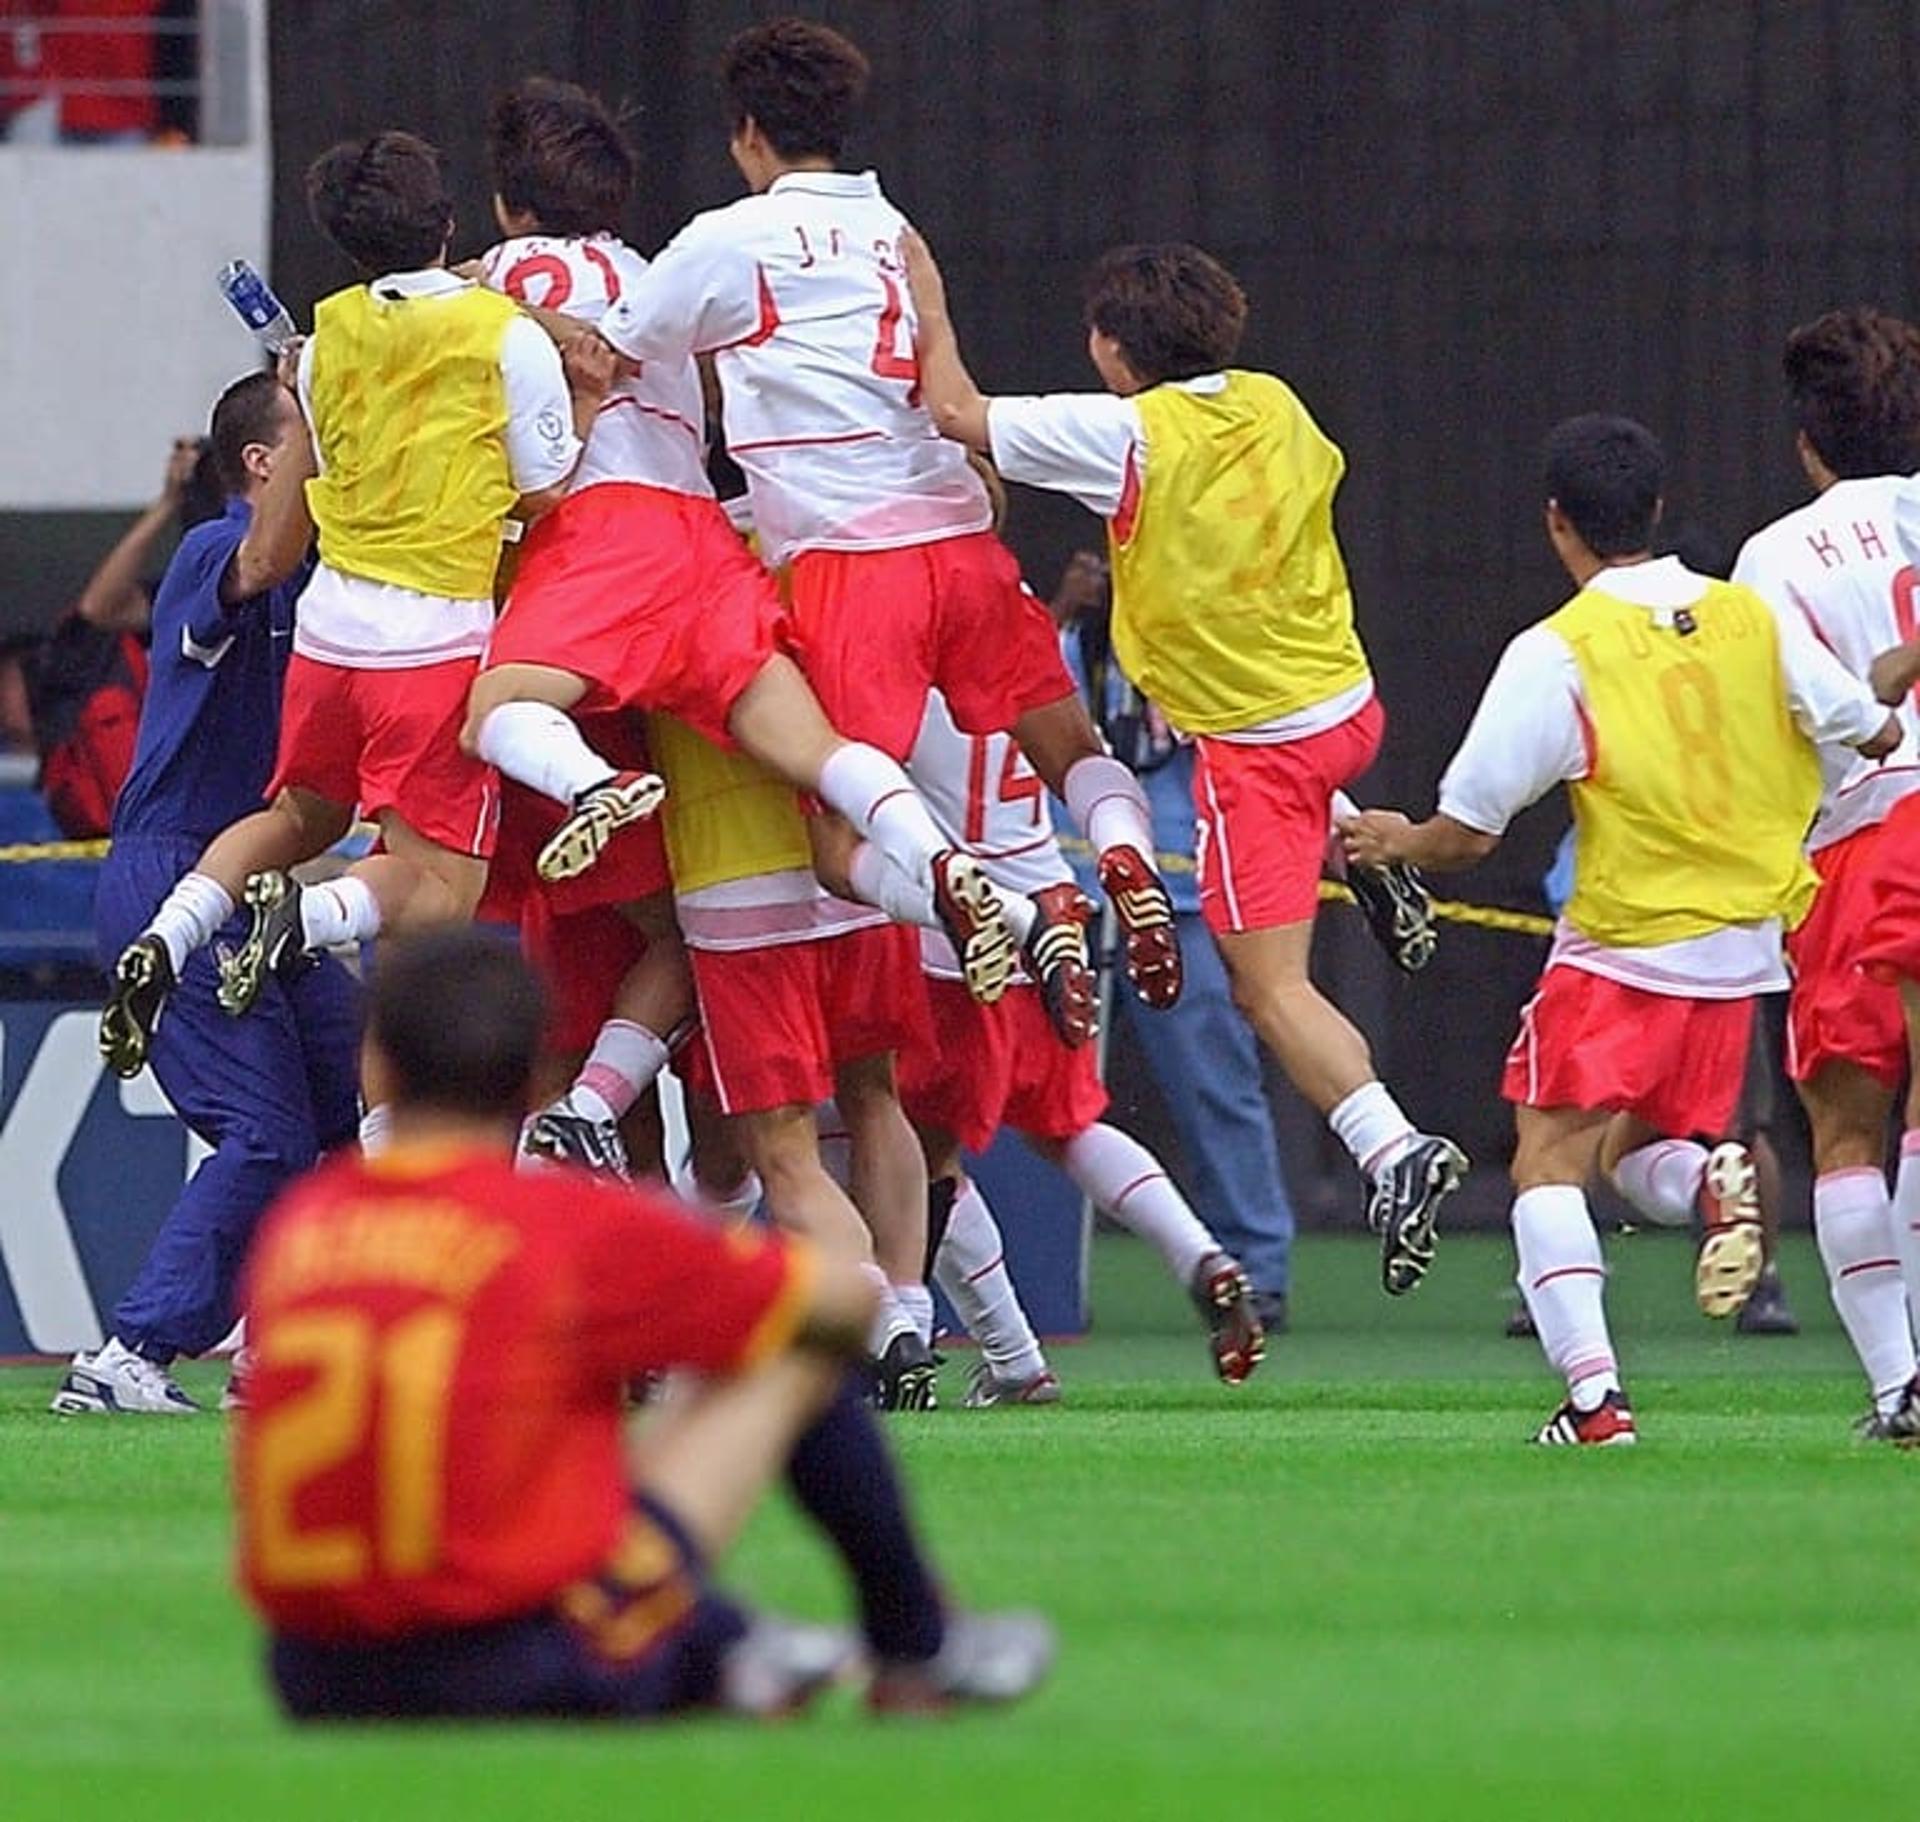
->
[[1730, 308, 1920, 1440], [588, 20, 1181, 1041], [102, 129, 607, 1064], [233, 928, 1052, 1720], [907, 231, 1465, 1296], [1342, 415, 1898, 1445]]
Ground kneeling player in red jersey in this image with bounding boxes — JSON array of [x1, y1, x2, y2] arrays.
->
[[234, 928, 1052, 1721]]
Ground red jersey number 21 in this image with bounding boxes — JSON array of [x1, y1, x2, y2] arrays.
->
[[871, 272, 920, 400]]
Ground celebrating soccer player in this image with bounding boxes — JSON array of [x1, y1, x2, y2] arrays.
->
[[1341, 415, 1898, 1445]]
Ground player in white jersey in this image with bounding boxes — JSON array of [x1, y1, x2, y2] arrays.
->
[[1745, 309, 1920, 1437], [592, 19, 1182, 1040], [892, 693, 1265, 1393], [458, 81, 1024, 1019]]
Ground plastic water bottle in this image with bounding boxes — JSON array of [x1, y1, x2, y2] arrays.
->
[[216, 258, 297, 355]]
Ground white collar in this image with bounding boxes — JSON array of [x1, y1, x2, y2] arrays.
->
[[369, 267, 467, 300], [1169, 373, 1229, 395], [1585, 554, 1711, 620], [767, 168, 879, 198]]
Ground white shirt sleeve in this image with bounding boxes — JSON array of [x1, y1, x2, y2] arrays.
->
[[1772, 589, 1890, 749], [599, 218, 765, 362], [499, 314, 579, 494], [1436, 626, 1590, 835], [986, 393, 1140, 519]]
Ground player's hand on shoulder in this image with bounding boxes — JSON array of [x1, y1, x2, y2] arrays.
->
[[899, 227, 948, 326], [562, 330, 618, 403], [1869, 639, 1920, 707]]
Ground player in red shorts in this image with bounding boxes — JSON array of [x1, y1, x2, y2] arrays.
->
[[1343, 416, 1896, 1445], [109, 132, 619, 1043], [1730, 308, 1920, 1438], [895, 692, 1264, 1397], [234, 928, 1052, 1720], [591, 21, 1182, 1033], [457, 78, 1024, 1011]]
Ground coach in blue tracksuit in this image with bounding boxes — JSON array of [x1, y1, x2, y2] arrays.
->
[[51, 371, 362, 1415]]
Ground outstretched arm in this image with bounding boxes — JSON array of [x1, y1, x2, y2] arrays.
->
[[1341, 809, 1499, 874], [222, 420, 315, 605], [75, 438, 200, 629], [902, 229, 991, 451]]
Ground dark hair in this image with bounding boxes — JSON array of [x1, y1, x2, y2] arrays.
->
[[1782, 307, 1920, 480], [721, 18, 869, 161], [488, 77, 633, 238], [1544, 415, 1665, 559], [208, 371, 287, 496], [368, 929, 546, 1122], [1082, 245, 1248, 388], [305, 130, 453, 274]]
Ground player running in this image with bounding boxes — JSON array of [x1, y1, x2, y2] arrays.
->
[[102, 129, 606, 1062], [459, 76, 1025, 1012], [66, 373, 357, 1415], [590, 20, 1180, 1034], [1729, 308, 1920, 1439], [895, 692, 1265, 1394], [906, 231, 1464, 1296], [1342, 415, 1898, 1445], [234, 928, 1052, 1720]]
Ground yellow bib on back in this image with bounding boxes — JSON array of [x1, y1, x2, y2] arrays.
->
[[306, 282, 520, 600], [648, 714, 811, 894], [1107, 371, 1371, 733], [1550, 578, 1822, 947]]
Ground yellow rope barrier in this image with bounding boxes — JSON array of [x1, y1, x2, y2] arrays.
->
[[0, 839, 109, 863]]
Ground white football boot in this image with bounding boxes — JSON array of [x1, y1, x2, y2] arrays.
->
[[50, 1337, 201, 1414]]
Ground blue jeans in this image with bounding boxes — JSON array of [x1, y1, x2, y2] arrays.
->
[[1120, 915, 1294, 1295]]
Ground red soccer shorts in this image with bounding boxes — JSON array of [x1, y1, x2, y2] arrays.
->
[[1856, 792, 1920, 994], [269, 653, 497, 858], [521, 896, 651, 1057], [785, 531, 1076, 761], [898, 976, 1108, 1155], [1191, 696, 1383, 936], [690, 923, 928, 1116], [1786, 824, 1907, 1093], [485, 483, 781, 748], [1501, 964, 1755, 1138]]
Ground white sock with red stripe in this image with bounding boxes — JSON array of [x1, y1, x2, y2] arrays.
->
[[1814, 1168, 1916, 1414], [933, 1178, 1048, 1384], [1062, 754, 1154, 861], [299, 876, 381, 948], [144, 871, 234, 975], [475, 700, 613, 806], [817, 743, 950, 882], [847, 842, 937, 930], [1058, 1124, 1215, 1283], [1608, 1138, 1707, 1228], [1513, 1184, 1619, 1411], [1327, 1081, 1419, 1179], [1892, 1136, 1920, 1337], [569, 1019, 668, 1126]]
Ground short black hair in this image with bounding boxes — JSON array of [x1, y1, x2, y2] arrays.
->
[[1544, 415, 1665, 559], [721, 18, 869, 161], [368, 929, 546, 1123], [305, 130, 453, 274], [1782, 307, 1920, 480], [208, 371, 287, 496], [488, 77, 633, 238], [1083, 245, 1248, 388]]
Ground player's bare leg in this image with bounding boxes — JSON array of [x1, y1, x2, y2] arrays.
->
[[1013, 691, 1181, 1009], [1218, 917, 1465, 1293], [739, 1103, 877, 1260]]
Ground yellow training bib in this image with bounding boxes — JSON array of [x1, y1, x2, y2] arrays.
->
[[648, 714, 811, 894]]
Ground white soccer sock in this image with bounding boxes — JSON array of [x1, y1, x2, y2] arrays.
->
[[1513, 1184, 1619, 1410], [475, 700, 613, 808], [1608, 1138, 1708, 1229], [1327, 1081, 1419, 1178], [1059, 1124, 1216, 1284], [894, 1282, 935, 1346], [299, 876, 382, 949], [1892, 1136, 1920, 1337], [1324, 790, 1360, 877], [847, 841, 938, 930], [817, 743, 949, 880], [1813, 1168, 1916, 1412], [1062, 754, 1153, 861], [358, 1102, 393, 1158], [571, 1018, 669, 1126], [145, 871, 234, 975], [933, 1178, 1048, 1383], [682, 1169, 765, 1224], [864, 1262, 917, 1355]]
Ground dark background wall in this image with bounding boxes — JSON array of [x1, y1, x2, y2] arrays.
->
[[262, 0, 1920, 1219]]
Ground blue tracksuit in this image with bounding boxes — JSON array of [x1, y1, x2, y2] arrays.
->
[[95, 498, 359, 1361]]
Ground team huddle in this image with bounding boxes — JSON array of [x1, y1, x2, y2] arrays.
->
[[43, 10, 1920, 1728]]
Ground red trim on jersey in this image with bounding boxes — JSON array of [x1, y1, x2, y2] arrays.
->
[[596, 395, 702, 445], [1785, 580, 1838, 655], [1571, 687, 1598, 779], [1111, 442, 1143, 545], [728, 428, 887, 455], [717, 265, 782, 351]]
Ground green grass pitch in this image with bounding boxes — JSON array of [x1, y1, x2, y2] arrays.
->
[[3, 1230, 1913, 1820]]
